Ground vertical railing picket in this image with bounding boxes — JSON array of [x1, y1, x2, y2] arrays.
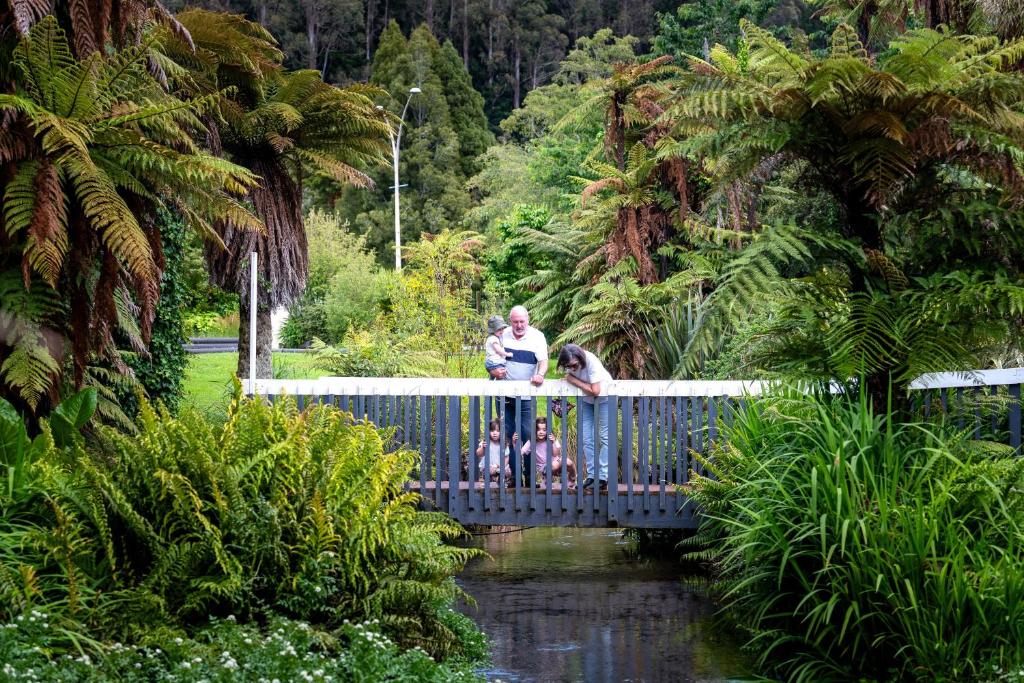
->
[[709, 398, 719, 453], [514, 397, 523, 512], [498, 397, 508, 510], [399, 396, 408, 447], [593, 395, 601, 516], [448, 397, 460, 516], [658, 396, 667, 511], [484, 396, 494, 512], [623, 396, 634, 514], [639, 397, 650, 514], [545, 400, 554, 513], [435, 396, 446, 510], [940, 388, 948, 415], [675, 397, 685, 510], [560, 398, 570, 513], [469, 396, 480, 512], [297, 395, 305, 411], [924, 392, 931, 419], [991, 385, 999, 439], [530, 397, 538, 513], [608, 395, 618, 525], [576, 398, 585, 511], [1010, 384, 1022, 453], [418, 395, 429, 497], [973, 387, 982, 440], [694, 397, 704, 476]]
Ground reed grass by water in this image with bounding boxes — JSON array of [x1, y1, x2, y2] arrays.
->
[[687, 390, 1024, 682]]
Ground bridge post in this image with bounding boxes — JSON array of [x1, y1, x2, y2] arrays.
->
[[448, 396, 460, 516], [608, 395, 618, 525], [1011, 384, 1022, 452], [435, 396, 446, 510], [623, 396, 634, 514]]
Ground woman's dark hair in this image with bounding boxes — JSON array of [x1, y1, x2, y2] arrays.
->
[[557, 344, 587, 371]]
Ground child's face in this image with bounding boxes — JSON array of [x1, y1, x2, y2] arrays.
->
[[536, 422, 547, 440], [489, 426, 501, 441]]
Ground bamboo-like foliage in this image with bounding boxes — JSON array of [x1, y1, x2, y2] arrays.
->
[[0, 17, 259, 408], [686, 390, 1024, 681]]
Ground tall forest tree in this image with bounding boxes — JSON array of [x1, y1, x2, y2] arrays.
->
[[336, 21, 492, 260]]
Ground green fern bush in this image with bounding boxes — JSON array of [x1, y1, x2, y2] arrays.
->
[[79, 389, 482, 656], [0, 388, 483, 661], [687, 389, 1024, 681]]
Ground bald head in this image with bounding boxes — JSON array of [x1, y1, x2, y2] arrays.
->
[[509, 305, 529, 339]]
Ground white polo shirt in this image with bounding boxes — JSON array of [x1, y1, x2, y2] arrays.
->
[[501, 326, 548, 386]]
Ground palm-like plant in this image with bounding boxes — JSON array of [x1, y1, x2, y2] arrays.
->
[[0, 17, 257, 409], [171, 10, 390, 378], [670, 23, 1024, 402], [579, 142, 693, 285], [557, 55, 680, 170], [674, 22, 1024, 261]]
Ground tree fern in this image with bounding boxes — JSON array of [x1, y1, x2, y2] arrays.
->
[[1, 16, 262, 410]]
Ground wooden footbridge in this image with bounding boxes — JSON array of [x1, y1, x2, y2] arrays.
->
[[246, 370, 1024, 529]]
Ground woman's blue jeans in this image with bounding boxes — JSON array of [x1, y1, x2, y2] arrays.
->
[[579, 397, 609, 482]]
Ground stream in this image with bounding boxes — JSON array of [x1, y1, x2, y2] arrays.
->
[[457, 527, 749, 682]]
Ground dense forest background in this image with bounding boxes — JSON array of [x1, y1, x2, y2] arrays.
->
[[164, 0, 817, 124]]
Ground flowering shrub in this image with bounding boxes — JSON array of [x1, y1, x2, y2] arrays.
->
[[0, 615, 484, 682]]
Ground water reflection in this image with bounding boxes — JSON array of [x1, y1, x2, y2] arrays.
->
[[457, 528, 748, 683]]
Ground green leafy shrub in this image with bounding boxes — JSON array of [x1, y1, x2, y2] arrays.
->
[[281, 211, 385, 348], [688, 390, 1024, 681]]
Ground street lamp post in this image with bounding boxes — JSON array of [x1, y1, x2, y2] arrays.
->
[[377, 87, 420, 271]]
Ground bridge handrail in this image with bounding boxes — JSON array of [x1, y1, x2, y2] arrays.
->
[[245, 377, 777, 398], [908, 369, 1024, 390], [245, 370, 1024, 398]]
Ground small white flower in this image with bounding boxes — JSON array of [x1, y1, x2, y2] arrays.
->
[[181, 662, 192, 669], [174, 637, 184, 645]]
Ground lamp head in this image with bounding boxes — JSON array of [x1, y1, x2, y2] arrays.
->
[[409, 87, 421, 94]]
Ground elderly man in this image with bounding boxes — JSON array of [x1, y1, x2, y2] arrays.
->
[[488, 305, 547, 485]]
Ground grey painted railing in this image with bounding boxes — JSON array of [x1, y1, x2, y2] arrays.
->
[[244, 371, 1024, 528]]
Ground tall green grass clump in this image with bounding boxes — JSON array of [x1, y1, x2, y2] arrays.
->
[[688, 390, 1024, 682]]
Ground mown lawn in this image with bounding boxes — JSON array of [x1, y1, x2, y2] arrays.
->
[[182, 349, 567, 419], [182, 352, 321, 417]]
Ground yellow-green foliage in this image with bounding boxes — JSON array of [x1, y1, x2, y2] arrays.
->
[[0, 387, 481, 658]]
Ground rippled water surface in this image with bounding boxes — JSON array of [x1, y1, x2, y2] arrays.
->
[[457, 527, 748, 683]]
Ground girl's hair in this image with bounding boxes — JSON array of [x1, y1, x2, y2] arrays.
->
[[535, 416, 552, 441], [557, 343, 587, 371], [487, 419, 501, 432]]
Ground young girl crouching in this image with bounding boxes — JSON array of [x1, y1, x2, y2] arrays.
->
[[520, 416, 576, 487], [475, 419, 512, 482]]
